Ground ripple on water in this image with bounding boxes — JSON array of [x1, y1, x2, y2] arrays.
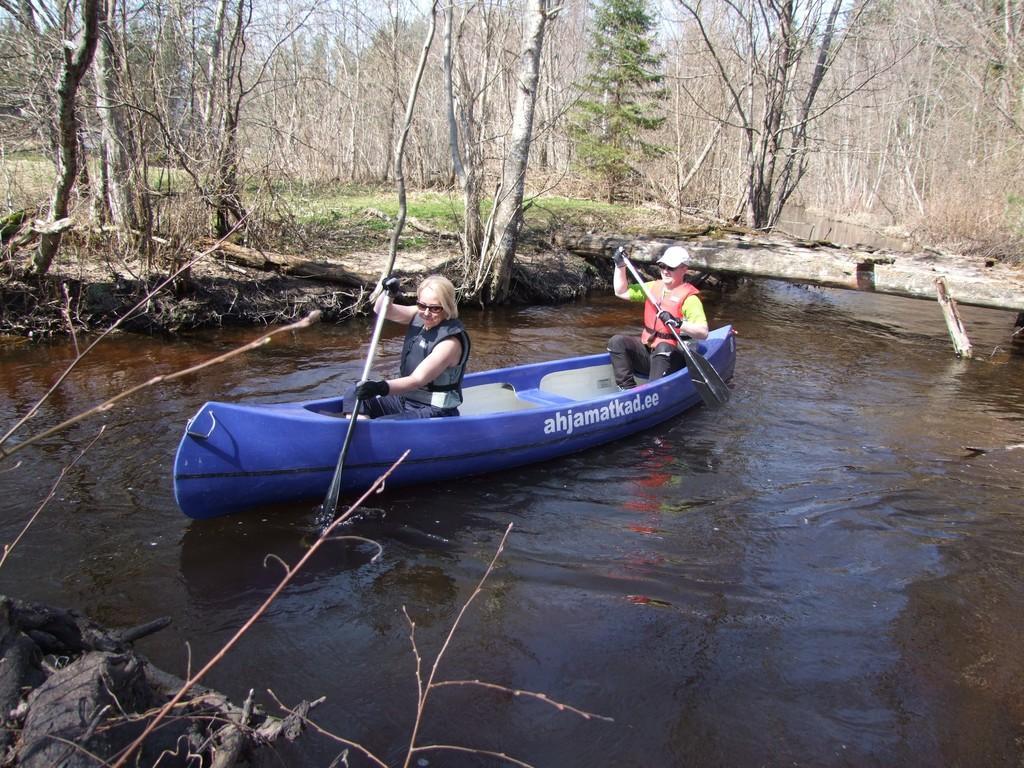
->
[[2, 285, 1023, 765]]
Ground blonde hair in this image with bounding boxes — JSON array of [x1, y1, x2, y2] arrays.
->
[[418, 275, 458, 319]]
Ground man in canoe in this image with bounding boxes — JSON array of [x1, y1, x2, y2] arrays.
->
[[354, 274, 471, 418], [608, 245, 709, 390]]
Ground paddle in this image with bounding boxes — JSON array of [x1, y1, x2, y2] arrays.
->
[[316, 282, 397, 525], [621, 253, 731, 408]]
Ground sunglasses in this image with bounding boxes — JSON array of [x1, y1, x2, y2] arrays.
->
[[416, 301, 444, 314]]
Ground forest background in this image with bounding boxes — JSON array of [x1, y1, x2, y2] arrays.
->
[[1, 0, 1023, 331]]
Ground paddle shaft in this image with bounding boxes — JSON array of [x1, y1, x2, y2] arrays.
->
[[320, 292, 393, 519], [621, 256, 730, 407]]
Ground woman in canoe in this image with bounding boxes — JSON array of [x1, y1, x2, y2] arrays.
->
[[353, 274, 471, 418], [608, 245, 708, 390]]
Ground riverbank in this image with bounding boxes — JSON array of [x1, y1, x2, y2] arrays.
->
[[2, 190, 660, 338], [2, 194, 1021, 340], [0, 246, 608, 339]]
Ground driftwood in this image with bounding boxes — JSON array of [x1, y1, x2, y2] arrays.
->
[[199, 238, 376, 287], [935, 276, 973, 357], [0, 595, 317, 767], [555, 231, 1024, 314]]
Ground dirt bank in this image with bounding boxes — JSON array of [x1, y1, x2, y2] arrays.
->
[[0, 238, 608, 339]]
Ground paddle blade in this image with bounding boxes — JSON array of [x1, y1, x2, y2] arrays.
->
[[680, 342, 731, 408]]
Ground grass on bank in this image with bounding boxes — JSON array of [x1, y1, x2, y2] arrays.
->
[[1, 154, 669, 265], [280, 184, 671, 249]]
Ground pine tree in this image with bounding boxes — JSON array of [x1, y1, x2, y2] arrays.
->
[[571, 0, 667, 203]]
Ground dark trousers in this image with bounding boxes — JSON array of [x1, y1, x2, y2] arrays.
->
[[607, 334, 686, 389], [348, 393, 459, 420]]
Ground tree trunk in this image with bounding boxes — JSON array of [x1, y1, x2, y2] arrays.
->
[[766, 0, 845, 227], [483, 0, 552, 304], [34, 0, 101, 276], [212, 0, 249, 238], [443, 4, 485, 262], [96, 0, 140, 235], [385, 0, 439, 276]]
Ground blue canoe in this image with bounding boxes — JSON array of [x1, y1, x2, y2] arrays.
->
[[173, 325, 736, 519]]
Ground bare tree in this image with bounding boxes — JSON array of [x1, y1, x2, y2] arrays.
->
[[478, 0, 557, 304], [443, 0, 491, 263], [95, 0, 142, 236], [32, 0, 100, 275], [678, 0, 869, 229]]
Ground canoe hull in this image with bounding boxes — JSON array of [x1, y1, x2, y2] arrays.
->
[[173, 325, 736, 519]]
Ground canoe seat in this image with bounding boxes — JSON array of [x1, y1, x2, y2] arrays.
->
[[515, 388, 576, 406], [538, 364, 638, 400], [460, 382, 539, 416]]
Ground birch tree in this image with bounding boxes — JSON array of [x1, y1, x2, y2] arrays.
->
[[95, 0, 142, 237], [443, 0, 492, 262], [480, 0, 556, 304]]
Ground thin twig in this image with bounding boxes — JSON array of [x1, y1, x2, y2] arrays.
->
[[412, 743, 536, 767], [265, 690, 389, 768], [109, 450, 409, 768], [0, 310, 321, 462], [384, 0, 440, 281], [0, 425, 105, 569], [60, 282, 80, 357], [430, 680, 614, 721], [268, 522, 610, 767], [402, 522, 513, 768], [0, 218, 250, 453]]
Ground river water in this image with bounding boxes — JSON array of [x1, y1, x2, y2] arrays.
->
[[2, 281, 1022, 767]]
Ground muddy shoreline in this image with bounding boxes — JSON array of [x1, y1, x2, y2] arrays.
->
[[0, 241, 609, 340]]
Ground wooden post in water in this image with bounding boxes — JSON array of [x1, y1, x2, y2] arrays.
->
[[935, 277, 973, 358]]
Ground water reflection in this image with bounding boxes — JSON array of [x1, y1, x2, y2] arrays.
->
[[776, 204, 913, 251], [1, 285, 1023, 766]]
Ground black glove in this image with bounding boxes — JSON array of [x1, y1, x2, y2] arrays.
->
[[657, 310, 681, 329], [355, 379, 389, 400], [612, 247, 627, 267], [382, 276, 401, 297]]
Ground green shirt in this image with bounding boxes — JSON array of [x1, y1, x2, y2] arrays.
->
[[627, 282, 707, 326]]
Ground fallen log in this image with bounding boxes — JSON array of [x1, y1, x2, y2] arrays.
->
[[198, 238, 376, 287], [555, 231, 1024, 314]]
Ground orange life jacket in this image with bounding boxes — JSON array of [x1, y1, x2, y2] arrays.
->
[[641, 281, 700, 348]]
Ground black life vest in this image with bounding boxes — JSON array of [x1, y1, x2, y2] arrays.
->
[[399, 317, 471, 408]]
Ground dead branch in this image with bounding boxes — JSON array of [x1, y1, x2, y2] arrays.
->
[[0, 311, 321, 463], [110, 450, 411, 768], [0, 219, 252, 455], [266, 690, 388, 768], [429, 679, 614, 721], [363, 208, 458, 240], [403, 522, 514, 768], [0, 426, 105, 569], [267, 520, 610, 768], [198, 237, 378, 285]]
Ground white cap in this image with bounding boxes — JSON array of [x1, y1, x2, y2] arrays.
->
[[657, 246, 689, 269]]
